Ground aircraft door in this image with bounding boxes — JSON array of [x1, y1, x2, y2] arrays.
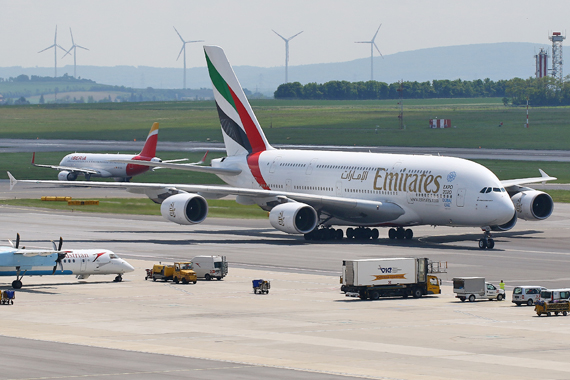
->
[[80, 258, 87, 273], [269, 156, 282, 173], [286, 179, 292, 192], [456, 188, 466, 207], [335, 181, 343, 196], [306, 158, 318, 175]]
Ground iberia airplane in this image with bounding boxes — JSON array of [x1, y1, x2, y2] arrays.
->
[[9, 46, 557, 249], [31, 122, 197, 182], [0, 234, 134, 289]]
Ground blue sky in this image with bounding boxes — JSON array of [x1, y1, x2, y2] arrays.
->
[[1, 0, 568, 69]]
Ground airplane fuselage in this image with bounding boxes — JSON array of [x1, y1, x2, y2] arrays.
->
[[60, 153, 152, 178], [214, 149, 515, 228]]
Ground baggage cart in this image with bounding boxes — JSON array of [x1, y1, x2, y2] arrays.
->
[[535, 300, 570, 317], [253, 279, 270, 294]]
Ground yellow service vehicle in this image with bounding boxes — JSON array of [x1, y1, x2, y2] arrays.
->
[[151, 262, 197, 284], [535, 300, 570, 317]]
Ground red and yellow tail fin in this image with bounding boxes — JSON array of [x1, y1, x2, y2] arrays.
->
[[139, 122, 159, 158]]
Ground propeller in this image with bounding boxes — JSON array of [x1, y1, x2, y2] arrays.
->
[[9, 233, 20, 248], [51, 237, 65, 275]]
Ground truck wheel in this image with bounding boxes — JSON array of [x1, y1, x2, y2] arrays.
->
[[359, 291, 367, 300], [370, 291, 380, 300], [152, 278, 156, 282], [459, 297, 466, 302], [216, 277, 222, 280], [563, 311, 568, 316], [497, 294, 504, 301], [193, 281, 197, 284], [527, 299, 534, 306], [205, 274, 211, 281], [413, 289, 423, 299], [547, 312, 551, 317], [174, 277, 179, 284], [468, 295, 475, 302], [182, 278, 188, 284]]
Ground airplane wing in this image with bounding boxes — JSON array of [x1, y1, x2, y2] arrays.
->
[[152, 151, 210, 170], [501, 169, 557, 190], [110, 159, 241, 176], [8, 172, 404, 223], [32, 163, 99, 175]]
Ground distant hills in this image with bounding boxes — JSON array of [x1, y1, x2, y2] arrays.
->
[[0, 42, 565, 96]]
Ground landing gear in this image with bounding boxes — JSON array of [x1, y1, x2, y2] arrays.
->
[[388, 227, 413, 240], [84, 173, 91, 180], [346, 227, 379, 240], [479, 230, 495, 250], [304, 227, 344, 241], [114, 274, 123, 282], [11, 267, 26, 289]]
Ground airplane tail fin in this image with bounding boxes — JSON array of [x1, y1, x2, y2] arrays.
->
[[138, 122, 159, 158], [204, 45, 273, 157]]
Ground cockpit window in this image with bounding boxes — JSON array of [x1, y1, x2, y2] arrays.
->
[[493, 187, 500, 192], [485, 188, 492, 193], [480, 187, 487, 193], [501, 188, 506, 192], [109, 253, 117, 259]]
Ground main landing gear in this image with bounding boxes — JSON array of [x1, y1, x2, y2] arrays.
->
[[478, 230, 495, 250], [388, 227, 413, 240], [304, 227, 344, 241]]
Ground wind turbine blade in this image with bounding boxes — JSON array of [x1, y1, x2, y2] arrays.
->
[[176, 44, 185, 60], [38, 44, 55, 53], [62, 47, 73, 58], [54, 25, 58, 44], [185, 40, 204, 44], [355, 41, 371, 44], [76, 45, 89, 51], [288, 31, 303, 40], [272, 29, 287, 41], [69, 28, 75, 45], [372, 23, 382, 41], [173, 26, 185, 42], [374, 43, 383, 57]]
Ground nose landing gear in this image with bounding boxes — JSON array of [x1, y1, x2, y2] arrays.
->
[[479, 230, 495, 249]]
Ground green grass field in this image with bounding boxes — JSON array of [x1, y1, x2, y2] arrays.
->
[[2, 98, 570, 150]]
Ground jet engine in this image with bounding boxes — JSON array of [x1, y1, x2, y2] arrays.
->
[[160, 193, 208, 225], [269, 202, 318, 234], [511, 190, 554, 221], [58, 171, 77, 181]]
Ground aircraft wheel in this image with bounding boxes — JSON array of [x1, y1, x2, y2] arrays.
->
[[478, 239, 488, 249], [487, 239, 495, 249], [335, 229, 344, 240], [12, 280, 22, 289], [346, 228, 354, 239], [303, 232, 313, 241], [85, 173, 91, 180], [371, 228, 379, 240], [396, 228, 405, 239], [405, 229, 413, 240], [388, 228, 396, 239]]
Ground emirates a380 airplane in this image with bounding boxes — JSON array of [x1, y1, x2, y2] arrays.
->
[[10, 46, 556, 249]]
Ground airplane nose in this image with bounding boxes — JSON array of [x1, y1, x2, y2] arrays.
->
[[121, 260, 135, 273], [494, 196, 516, 225]]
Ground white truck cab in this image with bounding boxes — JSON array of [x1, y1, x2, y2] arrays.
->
[[190, 255, 228, 281], [453, 277, 505, 302]]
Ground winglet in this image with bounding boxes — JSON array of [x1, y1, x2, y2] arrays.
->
[[31, 152, 36, 164], [7, 171, 17, 190], [539, 169, 557, 184], [199, 151, 209, 164]]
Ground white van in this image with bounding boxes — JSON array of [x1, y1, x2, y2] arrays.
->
[[512, 286, 545, 306], [540, 288, 570, 303], [190, 256, 228, 281]]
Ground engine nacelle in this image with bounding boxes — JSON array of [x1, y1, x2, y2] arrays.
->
[[491, 212, 517, 231], [269, 202, 318, 234], [511, 190, 553, 221], [160, 193, 208, 225], [58, 171, 77, 181]]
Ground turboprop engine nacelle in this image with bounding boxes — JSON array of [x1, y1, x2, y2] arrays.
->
[[511, 190, 554, 221], [269, 202, 318, 234], [160, 193, 208, 225], [58, 171, 77, 181]]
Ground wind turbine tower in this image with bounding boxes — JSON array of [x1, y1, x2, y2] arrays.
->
[[355, 24, 383, 81], [38, 26, 66, 78], [174, 27, 204, 90], [63, 28, 89, 78], [273, 30, 303, 83]]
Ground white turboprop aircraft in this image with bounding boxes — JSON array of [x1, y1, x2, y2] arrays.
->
[[9, 45, 557, 249], [31, 122, 197, 182], [0, 234, 134, 289]]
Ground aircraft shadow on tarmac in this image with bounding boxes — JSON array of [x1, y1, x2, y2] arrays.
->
[[0, 280, 121, 294], [31, 229, 544, 251]]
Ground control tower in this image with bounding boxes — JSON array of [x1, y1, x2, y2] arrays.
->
[[549, 32, 566, 82]]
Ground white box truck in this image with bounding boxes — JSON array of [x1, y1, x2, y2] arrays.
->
[[190, 255, 228, 281], [453, 277, 505, 302], [341, 257, 442, 300]]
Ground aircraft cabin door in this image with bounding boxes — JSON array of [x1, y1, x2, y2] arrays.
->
[[286, 179, 292, 192], [269, 156, 281, 173], [80, 258, 87, 273], [306, 158, 318, 175], [456, 188, 466, 207], [335, 181, 343, 196]]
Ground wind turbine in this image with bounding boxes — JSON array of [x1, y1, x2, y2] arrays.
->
[[38, 25, 67, 78], [63, 28, 89, 78], [272, 30, 303, 83], [174, 27, 203, 90], [355, 24, 383, 81]]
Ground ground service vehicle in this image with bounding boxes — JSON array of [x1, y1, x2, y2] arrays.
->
[[190, 256, 228, 281], [453, 277, 505, 302], [535, 300, 570, 317], [152, 262, 197, 284], [539, 288, 570, 303], [512, 286, 545, 306], [341, 258, 443, 300]]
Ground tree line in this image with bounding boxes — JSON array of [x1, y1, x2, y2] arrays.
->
[[274, 76, 570, 106]]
